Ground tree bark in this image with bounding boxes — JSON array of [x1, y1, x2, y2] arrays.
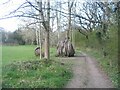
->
[[39, 23, 42, 59], [37, 0, 50, 60], [56, 8, 60, 40], [44, 30, 49, 59], [67, 2, 71, 39], [67, 1, 73, 41], [44, 0, 50, 59], [72, 2, 76, 49], [36, 29, 39, 46]]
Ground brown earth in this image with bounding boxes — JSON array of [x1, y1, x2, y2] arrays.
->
[[59, 52, 114, 88]]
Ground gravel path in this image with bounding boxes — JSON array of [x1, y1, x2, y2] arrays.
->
[[59, 53, 114, 88]]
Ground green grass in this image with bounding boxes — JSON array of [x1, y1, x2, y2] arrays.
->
[[2, 45, 72, 88], [2, 59, 72, 88], [2, 45, 57, 65], [2, 45, 37, 65]]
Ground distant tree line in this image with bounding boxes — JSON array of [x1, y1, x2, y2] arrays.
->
[[0, 26, 66, 46], [1, 27, 36, 45]]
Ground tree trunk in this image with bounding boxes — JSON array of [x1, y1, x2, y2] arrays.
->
[[67, 1, 73, 41], [72, 2, 76, 48], [38, 0, 50, 60], [36, 29, 39, 46], [44, 0, 50, 59], [67, 2, 71, 39], [56, 1, 61, 41], [44, 30, 49, 59], [56, 8, 60, 40], [39, 23, 42, 59]]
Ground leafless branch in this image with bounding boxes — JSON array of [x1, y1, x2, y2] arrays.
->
[[0, 0, 10, 5], [8, 2, 28, 16]]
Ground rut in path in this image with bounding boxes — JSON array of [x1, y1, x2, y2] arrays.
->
[[59, 53, 113, 88]]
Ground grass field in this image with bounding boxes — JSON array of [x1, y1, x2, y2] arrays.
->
[[2, 45, 56, 65], [2, 45, 36, 65], [2, 45, 72, 88]]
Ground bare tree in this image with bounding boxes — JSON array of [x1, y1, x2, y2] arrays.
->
[[56, 2, 60, 40], [35, 26, 39, 46], [36, 0, 50, 59], [0, 0, 116, 59], [39, 23, 42, 59], [67, 0, 74, 40]]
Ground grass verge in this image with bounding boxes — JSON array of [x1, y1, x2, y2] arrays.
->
[[2, 59, 72, 88]]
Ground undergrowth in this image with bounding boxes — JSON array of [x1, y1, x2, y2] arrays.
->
[[75, 25, 118, 88]]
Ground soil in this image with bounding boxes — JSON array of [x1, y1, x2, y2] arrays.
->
[[59, 52, 114, 88]]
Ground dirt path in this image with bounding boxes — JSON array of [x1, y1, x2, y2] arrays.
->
[[59, 52, 113, 88]]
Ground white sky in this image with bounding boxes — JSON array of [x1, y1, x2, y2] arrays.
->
[[0, 0, 92, 32], [0, 0, 118, 32], [0, 0, 86, 32], [0, 0, 25, 32]]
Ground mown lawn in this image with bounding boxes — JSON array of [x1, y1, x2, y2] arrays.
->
[[2, 45, 57, 65], [2, 45, 37, 65], [2, 45, 72, 88]]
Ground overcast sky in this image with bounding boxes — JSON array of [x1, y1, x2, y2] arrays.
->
[[0, 0, 25, 32], [0, 0, 85, 32], [0, 0, 118, 32]]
